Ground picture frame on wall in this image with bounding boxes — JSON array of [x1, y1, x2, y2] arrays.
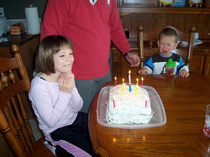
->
[[173, 0, 185, 6]]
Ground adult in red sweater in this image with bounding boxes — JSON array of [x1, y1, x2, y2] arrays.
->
[[40, 0, 140, 113]]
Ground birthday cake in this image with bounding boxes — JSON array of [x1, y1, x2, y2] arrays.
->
[[106, 84, 153, 124]]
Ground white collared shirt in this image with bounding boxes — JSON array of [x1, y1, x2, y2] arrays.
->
[[89, 0, 97, 5]]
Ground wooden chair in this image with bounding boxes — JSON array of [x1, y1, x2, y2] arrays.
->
[[0, 44, 54, 157], [138, 25, 195, 71]]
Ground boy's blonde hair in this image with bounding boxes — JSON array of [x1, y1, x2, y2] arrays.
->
[[158, 28, 178, 43]]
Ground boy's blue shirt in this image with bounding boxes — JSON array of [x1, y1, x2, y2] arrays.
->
[[143, 52, 189, 75]]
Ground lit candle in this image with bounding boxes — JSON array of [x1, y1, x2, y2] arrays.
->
[[115, 77, 117, 87], [122, 78, 125, 95], [122, 78, 124, 87], [145, 100, 147, 108], [129, 84, 132, 92], [135, 78, 138, 95], [128, 70, 131, 85], [123, 86, 125, 95], [113, 96, 115, 108], [141, 77, 144, 88], [135, 85, 137, 95]]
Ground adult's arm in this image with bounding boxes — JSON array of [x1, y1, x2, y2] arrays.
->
[[109, 0, 131, 54], [109, 0, 140, 67], [40, 0, 69, 40]]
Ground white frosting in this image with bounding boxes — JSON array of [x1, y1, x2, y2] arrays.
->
[[106, 84, 153, 124]]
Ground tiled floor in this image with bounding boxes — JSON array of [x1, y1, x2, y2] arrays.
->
[[29, 118, 43, 141]]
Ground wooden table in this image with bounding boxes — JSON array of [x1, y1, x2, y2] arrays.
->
[[88, 74, 210, 157]]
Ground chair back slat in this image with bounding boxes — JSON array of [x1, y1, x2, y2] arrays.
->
[[0, 44, 36, 157], [0, 110, 27, 157], [143, 26, 164, 41], [0, 80, 26, 109], [10, 97, 34, 154], [12, 45, 30, 91], [9, 69, 36, 149], [4, 106, 26, 154], [0, 57, 18, 73], [5, 102, 31, 156], [16, 93, 36, 147]]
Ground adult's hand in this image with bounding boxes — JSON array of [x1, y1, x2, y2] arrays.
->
[[125, 52, 140, 67]]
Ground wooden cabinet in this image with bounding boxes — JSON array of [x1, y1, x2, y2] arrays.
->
[[205, 53, 210, 75], [116, 0, 210, 40], [117, 0, 210, 8], [0, 35, 39, 81], [111, 40, 210, 79], [193, 43, 210, 75], [206, 0, 210, 7], [117, 0, 158, 7]]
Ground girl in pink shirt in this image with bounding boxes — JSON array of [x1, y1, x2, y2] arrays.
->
[[29, 35, 97, 157]]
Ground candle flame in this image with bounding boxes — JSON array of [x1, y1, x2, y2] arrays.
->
[[141, 77, 144, 81], [113, 138, 116, 142], [115, 77, 117, 80], [122, 78, 124, 82], [128, 70, 131, 74], [136, 78, 139, 82]]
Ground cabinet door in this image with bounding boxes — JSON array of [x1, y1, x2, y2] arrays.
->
[[204, 51, 210, 75], [0, 47, 12, 57], [117, 0, 158, 7], [190, 53, 205, 74]]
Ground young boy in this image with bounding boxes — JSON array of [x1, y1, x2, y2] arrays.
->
[[138, 27, 189, 78]]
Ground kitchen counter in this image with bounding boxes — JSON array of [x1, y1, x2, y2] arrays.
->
[[0, 32, 39, 47]]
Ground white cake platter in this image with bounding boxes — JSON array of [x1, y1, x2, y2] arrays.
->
[[96, 85, 167, 129]]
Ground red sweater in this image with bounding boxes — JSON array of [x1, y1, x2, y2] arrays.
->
[[40, 0, 131, 79]]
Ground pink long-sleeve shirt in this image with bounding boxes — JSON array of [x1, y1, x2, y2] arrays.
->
[[29, 75, 83, 136], [40, 0, 131, 80]]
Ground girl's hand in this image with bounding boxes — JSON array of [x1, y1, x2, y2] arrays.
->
[[58, 72, 75, 93]]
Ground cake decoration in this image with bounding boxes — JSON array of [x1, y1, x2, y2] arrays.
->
[[106, 84, 153, 125]]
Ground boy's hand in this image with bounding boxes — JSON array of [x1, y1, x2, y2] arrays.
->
[[179, 70, 189, 78], [138, 68, 148, 75], [58, 72, 75, 93]]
